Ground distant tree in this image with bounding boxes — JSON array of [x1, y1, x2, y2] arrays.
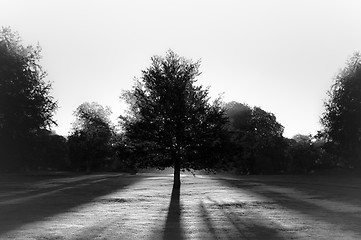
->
[[121, 50, 227, 188], [110, 132, 137, 173], [320, 52, 361, 168], [68, 102, 113, 172], [292, 134, 312, 143], [224, 102, 253, 171], [0, 27, 57, 170], [225, 102, 253, 131], [250, 107, 285, 173], [225, 102, 285, 174], [285, 134, 319, 173]]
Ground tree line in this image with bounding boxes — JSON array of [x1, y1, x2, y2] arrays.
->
[[1, 28, 360, 185]]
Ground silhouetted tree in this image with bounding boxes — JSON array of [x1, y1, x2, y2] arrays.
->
[[225, 102, 285, 174], [0, 27, 57, 171], [68, 102, 113, 172], [320, 52, 361, 168], [29, 129, 69, 170], [110, 133, 137, 173], [224, 102, 252, 172], [285, 134, 319, 173], [121, 50, 227, 188]]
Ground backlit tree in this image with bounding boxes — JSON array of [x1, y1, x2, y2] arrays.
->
[[121, 50, 227, 188], [0, 27, 57, 170], [320, 52, 361, 167]]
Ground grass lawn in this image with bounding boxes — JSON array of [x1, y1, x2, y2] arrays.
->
[[0, 170, 361, 239]]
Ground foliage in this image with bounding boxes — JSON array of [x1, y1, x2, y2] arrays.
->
[[320, 52, 361, 168], [0, 27, 57, 136], [28, 129, 69, 170], [121, 50, 228, 187], [225, 102, 285, 174], [68, 102, 113, 172], [0, 27, 57, 170], [285, 134, 320, 174], [109, 133, 137, 173]]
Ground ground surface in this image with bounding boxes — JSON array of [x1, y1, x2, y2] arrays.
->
[[0, 171, 361, 239]]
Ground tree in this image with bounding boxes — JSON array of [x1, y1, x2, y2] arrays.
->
[[285, 134, 320, 174], [29, 129, 69, 170], [320, 52, 361, 168], [68, 102, 113, 172], [110, 132, 137, 173], [121, 50, 227, 188], [0, 27, 57, 170], [225, 102, 285, 174]]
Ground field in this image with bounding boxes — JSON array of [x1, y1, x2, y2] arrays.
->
[[0, 170, 361, 239]]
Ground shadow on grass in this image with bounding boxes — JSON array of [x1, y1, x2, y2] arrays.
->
[[0, 173, 143, 235], [219, 177, 361, 236], [199, 199, 286, 240], [162, 186, 184, 240], [199, 202, 218, 240]]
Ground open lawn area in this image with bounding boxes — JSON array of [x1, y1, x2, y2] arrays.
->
[[0, 171, 361, 239]]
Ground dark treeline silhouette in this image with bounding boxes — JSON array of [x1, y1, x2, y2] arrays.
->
[[0, 27, 61, 172], [223, 103, 334, 175], [224, 102, 285, 174], [1, 27, 360, 180], [68, 102, 114, 172], [319, 52, 361, 168]]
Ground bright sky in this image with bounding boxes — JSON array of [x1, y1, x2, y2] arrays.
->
[[1, 0, 361, 138]]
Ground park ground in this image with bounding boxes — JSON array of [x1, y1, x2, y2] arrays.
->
[[0, 169, 361, 239]]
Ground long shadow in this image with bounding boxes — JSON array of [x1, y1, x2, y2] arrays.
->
[[0, 173, 124, 201], [199, 199, 286, 239], [209, 197, 286, 239], [220, 178, 361, 235], [162, 186, 184, 240], [0, 173, 143, 235], [199, 202, 217, 240]]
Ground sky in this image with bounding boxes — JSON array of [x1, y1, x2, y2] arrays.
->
[[1, 0, 361, 138]]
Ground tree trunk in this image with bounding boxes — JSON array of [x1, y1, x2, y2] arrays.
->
[[173, 156, 181, 189]]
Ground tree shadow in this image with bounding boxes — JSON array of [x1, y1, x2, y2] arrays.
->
[[219, 178, 361, 236], [0, 173, 143, 235], [199, 201, 217, 240], [199, 198, 286, 239], [162, 186, 184, 240]]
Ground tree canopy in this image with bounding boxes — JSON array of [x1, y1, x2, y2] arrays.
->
[[121, 50, 227, 188], [68, 102, 113, 172], [225, 102, 285, 174], [320, 52, 361, 168], [0, 27, 57, 170], [0, 27, 57, 136]]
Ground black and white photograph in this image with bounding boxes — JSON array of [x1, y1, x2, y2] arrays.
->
[[1, 0, 361, 239]]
